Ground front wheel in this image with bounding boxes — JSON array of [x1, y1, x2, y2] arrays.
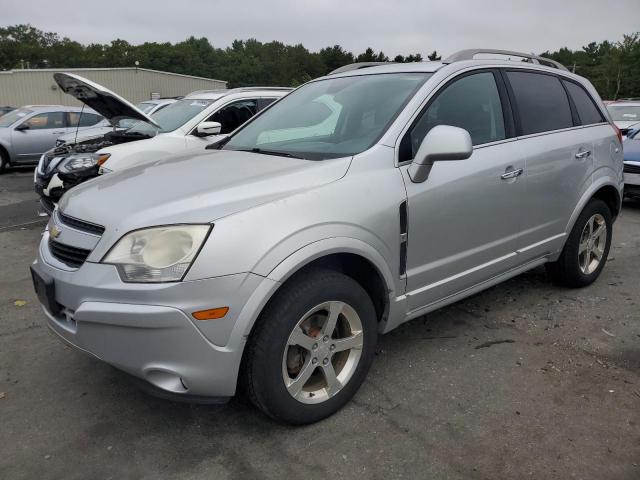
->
[[546, 198, 612, 288], [242, 269, 377, 424]]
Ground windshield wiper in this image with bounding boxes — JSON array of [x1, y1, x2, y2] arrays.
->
[[235, 147, 306, 159]]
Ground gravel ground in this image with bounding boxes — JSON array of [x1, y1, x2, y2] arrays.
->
[[1, 168, 639, 479]]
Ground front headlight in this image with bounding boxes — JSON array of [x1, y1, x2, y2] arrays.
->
[[102, 225, 211, 282], [59, 153, 111, 173]]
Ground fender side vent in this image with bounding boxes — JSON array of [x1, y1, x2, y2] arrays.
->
[[399, 201, 408, 276], [399, 200, 408, 235]]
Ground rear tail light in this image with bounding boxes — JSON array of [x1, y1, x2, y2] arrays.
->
[[611, 123, 623, 144]]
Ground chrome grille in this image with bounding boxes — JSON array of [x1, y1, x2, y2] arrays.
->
[[48, 240, 91, 268], [58, 212, 105, 235], [624, 163, 640, 175]]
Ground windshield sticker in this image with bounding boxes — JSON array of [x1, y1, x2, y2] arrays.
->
[[623, 113, 638, 118], [190, 101, 210, 107]]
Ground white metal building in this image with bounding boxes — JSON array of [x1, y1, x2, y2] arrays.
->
[[0, 68, 227, 107]]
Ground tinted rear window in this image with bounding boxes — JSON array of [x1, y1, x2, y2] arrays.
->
[[563, 81, 604, 125], [506, 71, 573, 135]]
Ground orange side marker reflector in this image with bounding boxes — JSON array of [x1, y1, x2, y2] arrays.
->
[[192, 307, 229, 321]]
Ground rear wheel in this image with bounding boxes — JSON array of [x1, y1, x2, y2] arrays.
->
[[243, 268, 377, 424], [0, 149, 7, 172], [546, 199, 612, 288]]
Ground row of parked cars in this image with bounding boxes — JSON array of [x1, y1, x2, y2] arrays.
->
[[2, 76, 639, 210], [23, 50, 629, 424]]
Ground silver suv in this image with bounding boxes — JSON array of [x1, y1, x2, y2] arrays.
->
[[31, 50, 624, 424]]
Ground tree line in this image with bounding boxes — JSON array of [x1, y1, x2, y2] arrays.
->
[[1, 24, 639, 98]]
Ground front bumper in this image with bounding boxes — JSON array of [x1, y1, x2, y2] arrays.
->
[[33, 235, 277, 398]]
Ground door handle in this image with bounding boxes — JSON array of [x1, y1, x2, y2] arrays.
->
[[500, 168, 523, 180], [52, 131, 65, 135], [575, 150, 591, 159]]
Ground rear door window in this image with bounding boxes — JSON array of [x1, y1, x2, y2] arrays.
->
[[506, 71, 573, 135], [562, 80, 605, 126], [67, 112, 103, 128], [21, 112, 66, 130]]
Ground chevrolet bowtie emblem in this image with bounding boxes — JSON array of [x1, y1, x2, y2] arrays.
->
[[50, 225, 61, 239]]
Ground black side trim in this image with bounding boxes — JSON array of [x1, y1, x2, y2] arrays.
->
[[399, 200, 408, 235], [493, 70, 516, 139], [499, 69, 522, 136], [559, 79, 581, 127], [399, 200, 408, 276]]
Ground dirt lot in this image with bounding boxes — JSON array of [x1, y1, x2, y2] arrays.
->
[[1, 168, 639, 480]]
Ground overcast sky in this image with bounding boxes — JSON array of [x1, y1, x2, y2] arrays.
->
[[4, 0, 640, 57]]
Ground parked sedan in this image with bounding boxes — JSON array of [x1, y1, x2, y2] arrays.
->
[[0, 105, 102, 171], [622, 128, 640, 199]]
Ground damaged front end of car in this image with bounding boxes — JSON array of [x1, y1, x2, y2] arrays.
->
[[35, 72, 160, 214]]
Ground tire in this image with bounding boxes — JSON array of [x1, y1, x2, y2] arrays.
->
[[242, 268, 378, 424], [0, 148, 7, 172], [546, 198, 612, 288]]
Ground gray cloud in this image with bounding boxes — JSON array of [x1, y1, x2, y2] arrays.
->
[[3, 0, 639, 57]]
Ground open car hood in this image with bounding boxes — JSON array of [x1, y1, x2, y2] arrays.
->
[[53, 72, 160, 128]]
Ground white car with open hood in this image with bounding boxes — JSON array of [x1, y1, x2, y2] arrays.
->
[[35, 73, 161, 213], [35, 73, 291, 214]]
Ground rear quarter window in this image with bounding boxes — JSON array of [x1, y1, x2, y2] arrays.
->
[[562, 80, 605, 126], [506, 71, 573, 135]]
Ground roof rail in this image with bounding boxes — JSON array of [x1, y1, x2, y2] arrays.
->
[[187, 86, 293, 97], [328, 62, 394, 75], [443, 49, 568, 71], [23, 104, 64, 108], [228, 86, 293, 92]]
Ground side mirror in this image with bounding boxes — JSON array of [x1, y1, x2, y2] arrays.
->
[[408, 125, 472, 183], [15, 123, 29, 131], [195, 121, 221, 137]]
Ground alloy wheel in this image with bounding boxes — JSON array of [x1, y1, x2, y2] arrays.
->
[[282, 301, 364, 404], [578, 213, 607, 275]]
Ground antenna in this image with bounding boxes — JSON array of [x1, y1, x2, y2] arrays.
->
[[74, 103, 85, 145]]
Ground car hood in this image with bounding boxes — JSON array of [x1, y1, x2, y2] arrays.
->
[[59, 150, 351, 233], [614, 120, 640, 130], [54, 73, 160, 128]]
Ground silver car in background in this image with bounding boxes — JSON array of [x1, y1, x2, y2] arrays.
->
[[31, 50, 623, 424], [0, 105, 102, 171]]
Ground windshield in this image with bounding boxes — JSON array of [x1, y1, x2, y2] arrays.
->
[[607, 105, 640, 122], [136, 101, 158, 114], [0, 108, 33, 127], [128, 98, 213, 135], [224, 73, 430, 160]]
